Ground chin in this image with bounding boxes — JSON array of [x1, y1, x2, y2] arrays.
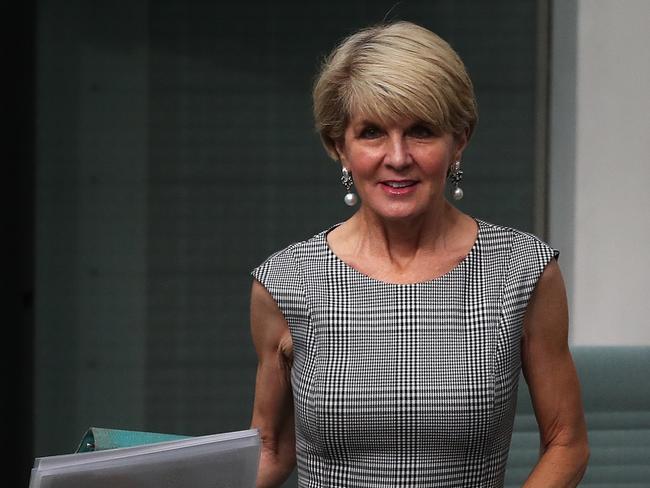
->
[[365, 203, 428, 222]]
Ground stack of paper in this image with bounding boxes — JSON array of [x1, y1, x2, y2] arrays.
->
[[28, 428, 260, 488]]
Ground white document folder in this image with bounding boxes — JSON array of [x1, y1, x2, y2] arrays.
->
[[28, 428, 260, 488]]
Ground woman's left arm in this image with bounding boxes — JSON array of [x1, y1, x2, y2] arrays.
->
[[521, 259, 590, 487]]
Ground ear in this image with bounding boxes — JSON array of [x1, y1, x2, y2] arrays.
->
[[334, 139, 347, 165], [453, 127, 470, 161]]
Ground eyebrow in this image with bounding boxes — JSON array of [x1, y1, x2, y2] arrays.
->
[[354, 119, 381, 126], [353, 118, 428, 129]]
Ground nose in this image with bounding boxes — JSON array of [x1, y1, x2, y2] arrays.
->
[[384, 134, 410, 170]]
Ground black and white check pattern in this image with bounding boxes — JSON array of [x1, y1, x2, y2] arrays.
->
[[252, 219, 558, 487]]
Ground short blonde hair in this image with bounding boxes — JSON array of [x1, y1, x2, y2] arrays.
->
[[312, 21, 478, 160]]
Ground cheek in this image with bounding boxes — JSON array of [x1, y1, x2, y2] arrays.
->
[[346, 150, 380, 176], [418, 149, 452, 176]]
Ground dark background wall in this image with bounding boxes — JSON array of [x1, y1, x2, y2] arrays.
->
[[8, 0, 36, 487], [28, 1, 543, 486]]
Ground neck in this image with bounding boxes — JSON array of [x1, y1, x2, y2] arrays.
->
[[350, 200, 461, 262]]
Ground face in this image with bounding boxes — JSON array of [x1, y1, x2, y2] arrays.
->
[[335, 113, 467, 221]]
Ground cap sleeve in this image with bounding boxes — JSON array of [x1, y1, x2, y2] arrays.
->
[[251, 245, 308, 331], [502, 232, 559, 319]]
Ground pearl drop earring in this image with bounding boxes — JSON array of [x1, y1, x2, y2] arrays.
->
[[341, 168, 358, 206], [449, 160, 464, 201]]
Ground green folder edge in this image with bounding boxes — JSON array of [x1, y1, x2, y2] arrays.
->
[[76, 427, 190, 453]]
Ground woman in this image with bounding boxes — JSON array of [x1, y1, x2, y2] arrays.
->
[[249, 21, 588, 487]]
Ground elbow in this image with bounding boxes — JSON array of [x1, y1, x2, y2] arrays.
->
[[257, 451, 295, 488], [575, 440, 590, 481], [540, 425, 590, 484], [263, 441, 296, 473], [567, 429, 590, 480], [546, 435, 590, 484], [259, 430, 296, 466], [256, 435, 296, 488]]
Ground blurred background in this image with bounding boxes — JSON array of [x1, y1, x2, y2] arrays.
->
[[10, 0, 650, 486]]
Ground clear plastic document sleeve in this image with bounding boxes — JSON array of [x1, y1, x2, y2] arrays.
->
[[28, 428, 260, 488]]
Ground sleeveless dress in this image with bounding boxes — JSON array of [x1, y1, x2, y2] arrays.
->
[[252, 219, 558, 488]]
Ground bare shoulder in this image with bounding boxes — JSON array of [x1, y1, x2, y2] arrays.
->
[[522, 258, 568, 346], [531, 258, 565, 306]]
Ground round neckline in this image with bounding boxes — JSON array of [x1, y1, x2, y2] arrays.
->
[[322, 217, 482, 286]]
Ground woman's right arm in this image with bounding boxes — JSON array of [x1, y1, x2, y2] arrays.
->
[[249, 279, 296, 488]]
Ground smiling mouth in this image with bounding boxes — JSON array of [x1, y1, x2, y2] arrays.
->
[[381, 180, 417, 188], [379, 180, 419, 195]]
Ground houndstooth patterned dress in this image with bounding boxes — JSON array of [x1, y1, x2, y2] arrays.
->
[[252, 219, 558, 488]]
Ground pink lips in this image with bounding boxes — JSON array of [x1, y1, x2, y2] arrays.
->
[[379, 180, 418, 196]]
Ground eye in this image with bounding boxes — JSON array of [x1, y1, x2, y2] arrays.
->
[[408, 123, 435, 139], [359, 125, 383, 139]]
